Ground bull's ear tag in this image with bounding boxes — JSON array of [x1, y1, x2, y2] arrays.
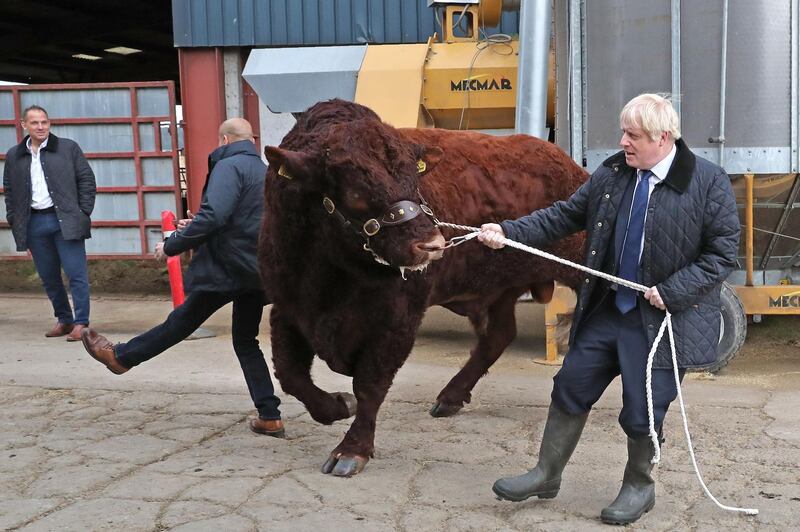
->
[[277, 164, 293, 180], [417, 160, 427, 173]]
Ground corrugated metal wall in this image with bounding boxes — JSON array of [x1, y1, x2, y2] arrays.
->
[[172, 0, 520, 47]]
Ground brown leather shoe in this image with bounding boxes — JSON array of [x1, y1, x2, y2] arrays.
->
[[66, 323, 87, 342], [249, 418, 286, 438], [81, 328, 129, 375], [45, 322, 74, 337]]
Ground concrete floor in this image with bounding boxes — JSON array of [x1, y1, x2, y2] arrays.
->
[[1, 293, 798, 531]]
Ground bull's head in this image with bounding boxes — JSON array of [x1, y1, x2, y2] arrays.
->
[[265, 119, 446, 276]]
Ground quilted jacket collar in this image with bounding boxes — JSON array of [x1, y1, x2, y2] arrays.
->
[[602, 138, 696, 194], [18, 133, 60, 153]]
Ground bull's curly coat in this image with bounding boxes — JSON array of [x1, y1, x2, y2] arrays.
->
[[261, 99, 587, 476]]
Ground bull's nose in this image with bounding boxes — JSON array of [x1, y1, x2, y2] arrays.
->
[[414, 233, 447, 261]]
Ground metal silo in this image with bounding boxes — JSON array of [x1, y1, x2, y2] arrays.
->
[[562, 0, 797, 176]]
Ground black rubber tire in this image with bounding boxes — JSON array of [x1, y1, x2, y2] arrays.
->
[[704, 281, 747, 373]]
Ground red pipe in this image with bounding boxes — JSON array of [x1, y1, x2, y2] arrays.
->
[[161, 210, 185, 308]]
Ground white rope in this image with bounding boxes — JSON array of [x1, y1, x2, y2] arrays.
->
[[438, 222, 759, 516]]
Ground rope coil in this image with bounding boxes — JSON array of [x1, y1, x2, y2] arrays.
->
[[438, 222, 758, 516]]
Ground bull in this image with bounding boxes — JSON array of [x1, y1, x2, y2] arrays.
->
[[261, 99, 587, 476]]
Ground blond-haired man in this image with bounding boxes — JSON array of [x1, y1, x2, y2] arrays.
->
[[479, 94, 739, 524]]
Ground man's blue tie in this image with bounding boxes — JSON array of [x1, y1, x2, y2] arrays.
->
[[615, 170, 652, 314]]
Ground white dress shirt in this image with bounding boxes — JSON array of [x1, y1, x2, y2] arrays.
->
[[27, 136, 54, 209]]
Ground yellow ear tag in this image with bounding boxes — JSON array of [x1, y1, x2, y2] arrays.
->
[[277, 164, 293, 180], [417, 160, 427, 173]]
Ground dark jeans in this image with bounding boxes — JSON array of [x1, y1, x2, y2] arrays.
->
[[115, 290, 281, 420], [26, 211, 90, 325], [552, 295, 686, 438]]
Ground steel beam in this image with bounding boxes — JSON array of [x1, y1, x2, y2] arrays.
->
[[760, 174, 800, 269], [178, 48, 226, 213], [515, 0, 551, 138]]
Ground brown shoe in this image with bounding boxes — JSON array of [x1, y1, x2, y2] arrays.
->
[[45, 322, 74, 337], [81, 328, 129, 375], [66, 323, 87, 342], [249, 418, 286, 438]]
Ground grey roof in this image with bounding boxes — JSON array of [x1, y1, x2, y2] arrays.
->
[[172, 0, 519, 47]]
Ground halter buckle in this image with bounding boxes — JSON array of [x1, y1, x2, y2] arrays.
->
[[322, 196, 336, 214], [363, 218, 381, 236]]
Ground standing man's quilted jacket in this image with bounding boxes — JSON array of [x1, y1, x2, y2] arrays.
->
[[501, 139, 740, 369], [3, 134, 96, 251]]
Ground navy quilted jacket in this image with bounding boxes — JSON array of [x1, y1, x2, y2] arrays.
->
[[501, 139, 740, 369], [163, 140, 266, 293]]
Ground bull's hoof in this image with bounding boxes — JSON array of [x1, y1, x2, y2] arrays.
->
[[321, 453, 369, 477], [332, 392, 357, 417], [429, 401, 463, 417]]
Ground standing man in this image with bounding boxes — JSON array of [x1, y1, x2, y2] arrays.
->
[[3, 105, 96, 341], [81, 118, 284, 437], [479, 94, 739, 524]]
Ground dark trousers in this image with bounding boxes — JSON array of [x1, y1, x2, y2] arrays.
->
[[115, 290, 281, 420], [26, 212, 90, 325], [552, 296, 685, 438]]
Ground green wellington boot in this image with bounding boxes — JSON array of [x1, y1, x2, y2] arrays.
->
[[492, 402, 588, 502], [601, 436, 656, 525]]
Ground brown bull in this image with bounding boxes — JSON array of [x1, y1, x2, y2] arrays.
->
[[261, 99, 587, 476]]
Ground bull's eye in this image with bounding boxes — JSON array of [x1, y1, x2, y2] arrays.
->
[[344, 189, 370, 213]]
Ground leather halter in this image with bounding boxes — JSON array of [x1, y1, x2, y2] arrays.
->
[[321, 190, 438, 243]]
